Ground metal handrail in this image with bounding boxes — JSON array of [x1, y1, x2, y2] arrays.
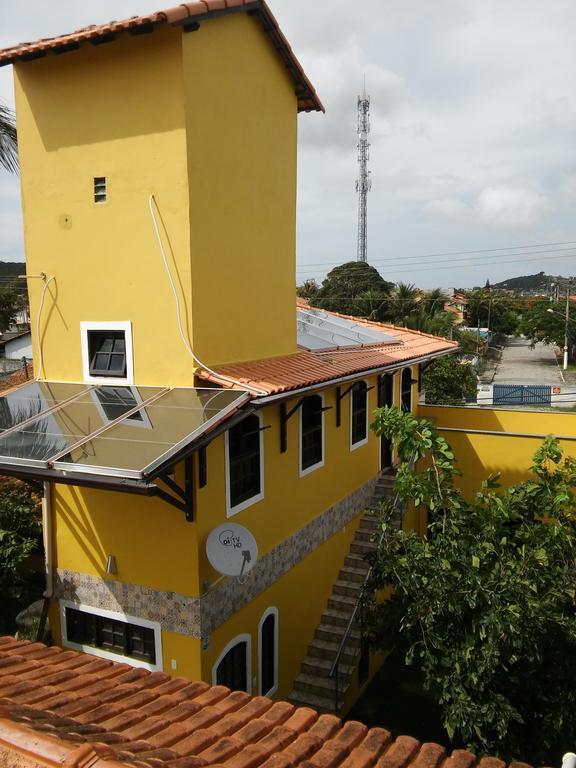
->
[[328, 463, 411, 712]]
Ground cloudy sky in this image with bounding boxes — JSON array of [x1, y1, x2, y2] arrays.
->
[[2, 0, 576, 288]]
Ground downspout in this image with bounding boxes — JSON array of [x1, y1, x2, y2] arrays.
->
[[42, 481, 53, 599], [35, 482, 53, 642]]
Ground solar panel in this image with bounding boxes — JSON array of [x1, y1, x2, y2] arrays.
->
[[297, 308, 397, 351], [0, 383, 249, 479]]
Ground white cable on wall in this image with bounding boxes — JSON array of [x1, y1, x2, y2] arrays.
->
[[35, 275, 55, 380], [148, 194, 268, 397]]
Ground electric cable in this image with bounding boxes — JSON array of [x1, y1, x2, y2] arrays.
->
[[35, 275, 55, 381], [148, 194, 268, 397]]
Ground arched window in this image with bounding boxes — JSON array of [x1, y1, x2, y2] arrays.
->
[[350, 381, 368, 448], [300, 394, 324, 475], [259, 608, 278, 696], [226, 413, 264, 515], [401, 368, 413, 412], [213, 634, 251, 693]]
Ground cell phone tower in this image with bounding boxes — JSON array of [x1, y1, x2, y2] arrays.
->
[[356, 83, 371, 262]]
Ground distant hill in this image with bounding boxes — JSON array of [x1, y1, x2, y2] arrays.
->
[[0, 262, 25, 280], [491, 271, 572, 293]]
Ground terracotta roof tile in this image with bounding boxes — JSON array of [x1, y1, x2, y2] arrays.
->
[[0, 638, 530, 768], [198, 308, 457, 396], [0, 1, 323, 113]]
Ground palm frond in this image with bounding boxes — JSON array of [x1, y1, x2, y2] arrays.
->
[[0, 102, 18, 174]]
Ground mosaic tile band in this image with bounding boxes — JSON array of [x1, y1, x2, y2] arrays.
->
[[54, 473, 379, 638]]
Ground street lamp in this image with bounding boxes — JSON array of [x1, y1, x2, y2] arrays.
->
[[547, 283, 573, 370]]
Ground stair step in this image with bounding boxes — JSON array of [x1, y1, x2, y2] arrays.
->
[[327, 594, 357, 613], [350, 540, 377, 555], [333, 579, 362, 598], [287, 690, 341, 715], [339, 565, 369, 584], [344, 553, 370, 569], [293, 672, 351, 699], [322, 607, 356, 628], [308, 637, 360, 663], [301, 654, 355, 678], [355, 528, 377, 543], [315, 622, 360, 645]]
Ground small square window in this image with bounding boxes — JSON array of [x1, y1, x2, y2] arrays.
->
[[88, 331, 127, 378], [94, 177, 107, 203]]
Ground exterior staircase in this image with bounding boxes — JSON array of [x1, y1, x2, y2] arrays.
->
[[287, 470, 398, 715]]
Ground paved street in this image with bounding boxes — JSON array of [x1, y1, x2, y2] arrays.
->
[[491, 337, 563, 384]]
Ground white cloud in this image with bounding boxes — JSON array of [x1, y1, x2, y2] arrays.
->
[[424, 198, 469, 219], [475, 186, 549, 229]]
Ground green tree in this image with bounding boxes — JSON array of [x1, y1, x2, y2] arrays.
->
[[0, 286, 23, 332], [520, 299, 576, 358], [0, 478, 42, 634], [368, 408, 576, 763], [384, 282, 420, 325], [296, 279, 320, 301], [465, 289, 518, 335], [422, 355, 477, 404], [0, 102, 18, 174], [311, 262, 393, 317]]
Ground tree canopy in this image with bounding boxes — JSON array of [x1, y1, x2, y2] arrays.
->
[[310, 262, 394, 317], [465, 289, 518, 335], [422, 355, 477, 405], [520, 299, 576, 355], [368, 407, 576, 763]]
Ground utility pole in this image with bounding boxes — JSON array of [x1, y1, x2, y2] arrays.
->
[[356, 83, 371, 262], [563, 279, 571, 371]]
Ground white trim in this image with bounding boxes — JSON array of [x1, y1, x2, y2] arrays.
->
[[258, 607, 279, 697], [89, 385, 152, 429], [350, 380, 369, 451], [299, 393, 325, 477], [59, 599, 163, 672], [212, 633, 252, 694], [80, 321, 134, 386], [225, 411, 265, 517]]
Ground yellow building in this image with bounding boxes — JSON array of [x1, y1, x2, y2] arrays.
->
[[0, 1, 456, 715]]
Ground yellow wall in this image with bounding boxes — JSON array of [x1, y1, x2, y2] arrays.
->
[[202, 517, 362, 700], [14, 12, 300, 385], [182, 13, 298, 367], [14, 28, 193, 387], [420, 404, 576, 498]]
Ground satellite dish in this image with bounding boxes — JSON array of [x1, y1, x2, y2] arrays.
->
[[206, 523, 258, 577]]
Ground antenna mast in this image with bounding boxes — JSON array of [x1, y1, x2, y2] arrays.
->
[[356, 83, 371, 262]]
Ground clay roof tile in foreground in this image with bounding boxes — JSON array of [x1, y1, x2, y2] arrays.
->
[[0, 637, 526, 768], [0, 0, 323, 113], [198, 311, 458, 396]]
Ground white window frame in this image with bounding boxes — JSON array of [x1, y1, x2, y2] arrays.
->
[[299, 393, 325, 477], [350, 380, 369, 451], [89, 385, 152, 429], [59, 599, 163, 672], [212, 633, 252, 694], [258, 607, 279, 697], [80, 321, 134, 386], [225, 411, 265, 517]]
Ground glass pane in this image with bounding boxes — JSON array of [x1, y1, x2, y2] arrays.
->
[[113, 337, 126, 353], [109, 354, 125, 372], [97, 337, 114, 353], [54, 388, 248, 477], [0, 382, 88, 433], [93, 353, 110, 370], [0, 385, 164, 465]]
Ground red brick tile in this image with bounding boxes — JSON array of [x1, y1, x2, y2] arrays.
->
[[223, 743, 270, 768], [171, 727, 220, 756], [233, 717, 274, 744], [261, 702, 295, 727], [284, 733, 323, 763], [443, 751, 477, 768], [378, 737, 421, 768], [148, 720, 206, 749], [283, 707, 318, 735], [259, 754, 296, 768], [308, 715, 341, 741], [257, 726, 298, 756], [508, 763, 531, 768], [165, 757, 209, 768], [340, 729, 392, 768], [193, 686, 233, 708], [478, 759, 506, 768], [198, 734, 244, 763], [410, 743, 446, 768]]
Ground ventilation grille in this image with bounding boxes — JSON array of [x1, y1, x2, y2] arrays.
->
[[94, 177, 107, 204]]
